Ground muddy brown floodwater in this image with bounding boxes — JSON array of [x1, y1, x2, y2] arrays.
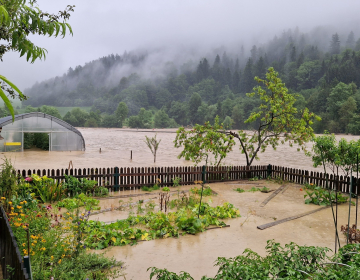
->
[[2, 128, 360, 279], [1, 127, 359, 171], [91, 182, 359, 280]]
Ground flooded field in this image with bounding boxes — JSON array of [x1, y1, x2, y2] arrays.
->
[[1, 127, 359, 171], [88, 181, 358, 279], [2, 128, 360, 279]]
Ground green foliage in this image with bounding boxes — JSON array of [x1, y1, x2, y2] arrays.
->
[[24, 133, 49, 150], [234, 186, 270, 193], [82, 202, 239, 249], [304, 187, 348, 206], [172, 177, 182, 187], [0, 1, 74, 118], [56, 193, 101, 210], [30, 174, 65, 203], [190, 186, 213, 196], [7, 201, 124, 279], [0, 158, 18, 208], [230, 67, 320, 166], [63, 107, 90, 127], [62, 175, 99, 196], [150, 240, 351, 279], [154, 110, 171, 128], [311, 133, 360, 177], [141, 185, 160, 192], [115, 102, 128, 127], [162, 187, 170, 192], [148, 267, 194, 280], [174, 116, 235, 166], [145, 134, 161, 163]]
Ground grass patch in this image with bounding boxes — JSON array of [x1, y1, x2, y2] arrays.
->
[[141, 185, 160, 192]]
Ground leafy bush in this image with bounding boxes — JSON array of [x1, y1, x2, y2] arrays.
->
[[56, 193, 101, 210], [7, 198, 124, 279], [234, 188, 245, 193], [190, 186, 213, 196], [82, 202, 240, 249], [172, 177, 181, 187], [304, 187, 348, 206], [0, 158, 18, 209], [150, 240, 360, 279], [162, 187, 170, 192], [94, 186, 109, 197], [30, 174, 65, 203], [63, 175, 99, 195]]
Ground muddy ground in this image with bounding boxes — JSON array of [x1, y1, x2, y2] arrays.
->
[[87, 180, 357, 280]]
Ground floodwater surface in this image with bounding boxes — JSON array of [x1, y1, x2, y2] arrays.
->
[[1, 128, 359, 171], [91, 182, 359, 280], [3, 128, 360, 279]]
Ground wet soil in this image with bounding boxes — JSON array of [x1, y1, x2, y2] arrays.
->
[[86, 181, 358, 280]]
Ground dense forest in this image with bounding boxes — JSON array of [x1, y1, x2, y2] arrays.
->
[[21, 27, 360, 134]]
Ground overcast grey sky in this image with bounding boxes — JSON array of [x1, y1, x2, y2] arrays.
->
[[2, 0, 360, 90]]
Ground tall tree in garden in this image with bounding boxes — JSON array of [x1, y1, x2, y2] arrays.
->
[[0, 1, 74, 119], [174, 116, 235, 166], [330, 33, 341, 55], [229, 67, 319, 166]]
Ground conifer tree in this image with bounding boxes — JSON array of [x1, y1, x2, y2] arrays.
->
[[330, 33, 341, 55]]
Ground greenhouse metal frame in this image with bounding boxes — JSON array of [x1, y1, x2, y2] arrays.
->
[[0, 113, 85, 152]]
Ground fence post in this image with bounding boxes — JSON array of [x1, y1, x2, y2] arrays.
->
[[267, 164, 272, 178], [114, 167, 120, 191], [23, 256, 32, 279]]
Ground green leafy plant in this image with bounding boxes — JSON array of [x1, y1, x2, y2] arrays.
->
[[56, 193, 101, 210], [148, 267, 194, 280], [62, 175, 99, 196], [249, 176, 261, 181], [162, 187, 170, 192], [141, 185, 160, 192], [82, 202, 240, 250], [172, 177, 182, 187], [144, 134, 161, 163], [174, 116, 235, 166], [234, 188, 245, 193], [304, 187, 348, 206], [228, 67, 319, 166], [29, 174, 65, 203], [190, 186, 213, 196], [0, 158, 18, 210], [248, 187, 261, 192], [260, 186, 270, 193]]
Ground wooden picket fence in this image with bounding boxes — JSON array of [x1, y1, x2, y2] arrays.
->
[[0, 206, 29, 280], [16, 165, 360, 195], [271, 165, 360, 195]]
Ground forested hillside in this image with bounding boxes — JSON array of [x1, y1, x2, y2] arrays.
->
[[22, 27, 360, 134]]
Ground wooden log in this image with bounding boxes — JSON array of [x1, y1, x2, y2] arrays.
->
[[257, 206, 330, 230], [260, 184, 288, 207]]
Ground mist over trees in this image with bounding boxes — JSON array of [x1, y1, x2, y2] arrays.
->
[[21, 26, 360, 133]]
